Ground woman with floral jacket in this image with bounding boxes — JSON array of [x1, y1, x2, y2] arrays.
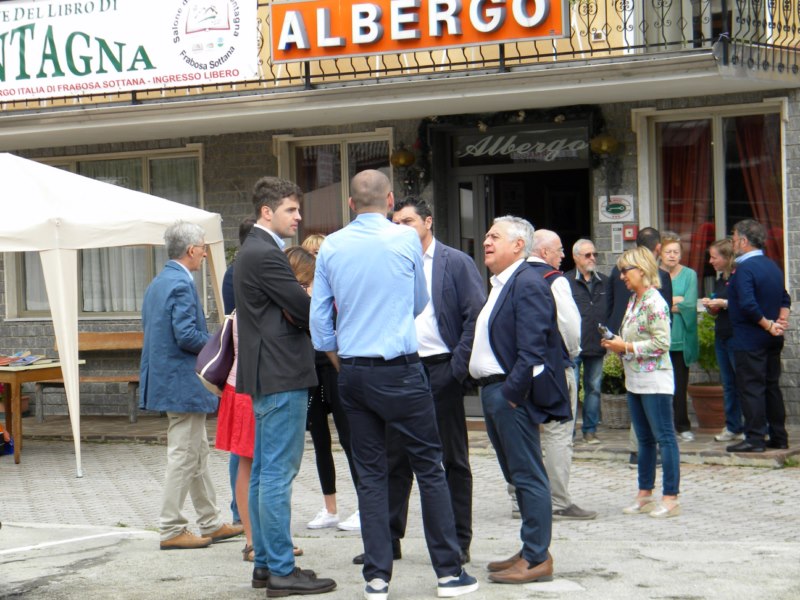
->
[[602, 246, 681, 519]]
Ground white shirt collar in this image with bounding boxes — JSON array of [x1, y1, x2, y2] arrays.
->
[[254, 223, 286, 250]]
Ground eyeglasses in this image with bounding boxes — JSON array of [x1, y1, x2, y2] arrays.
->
[[621, 265, 639, 273], [190, 244, 208, 254], [582, 252, 599, 258]]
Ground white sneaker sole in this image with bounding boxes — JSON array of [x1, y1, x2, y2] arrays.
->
[[438, 582, 479, 597], [337, 522, 361, 531]]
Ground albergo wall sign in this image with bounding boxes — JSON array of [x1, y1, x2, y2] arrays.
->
[[0, 0, 257, 101], [270, 0, 568, 63]]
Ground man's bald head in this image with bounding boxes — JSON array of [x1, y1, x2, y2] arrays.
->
[[532, 229, 565, 269], [349, 169, 393, 213]]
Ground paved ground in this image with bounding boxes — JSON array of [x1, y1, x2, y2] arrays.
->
[[2, 421, 799, 600]]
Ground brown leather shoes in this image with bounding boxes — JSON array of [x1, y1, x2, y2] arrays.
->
[[159, 528, 212, 550], [487, 549, 522, 572], [488, 554, 554, 584], [206, 522, 244, 543]]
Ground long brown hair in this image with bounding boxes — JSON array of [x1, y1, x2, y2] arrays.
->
[[285, 246, 316, 288]]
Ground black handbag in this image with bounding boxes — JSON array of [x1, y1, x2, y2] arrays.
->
[[195, 311, 235, 396]]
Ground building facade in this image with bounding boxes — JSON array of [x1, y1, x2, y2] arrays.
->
[[1, 0, 798, 422]]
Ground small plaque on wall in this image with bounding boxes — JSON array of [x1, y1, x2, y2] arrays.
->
[[599, 195, 635, 223]]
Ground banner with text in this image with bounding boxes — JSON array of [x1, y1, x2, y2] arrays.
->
[[270, 0, 569, 63], [0, 0, 257, 100]]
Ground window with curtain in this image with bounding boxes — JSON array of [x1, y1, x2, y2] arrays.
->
[[657, 112, 784, 295], [285, 133, 391, 241], [19, 151, 201, 316]]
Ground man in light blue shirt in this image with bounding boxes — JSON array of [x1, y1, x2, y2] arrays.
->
[[310, 169, 478, 600]]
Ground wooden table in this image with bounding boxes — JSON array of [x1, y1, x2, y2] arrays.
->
[[0, 361, 83, 464]]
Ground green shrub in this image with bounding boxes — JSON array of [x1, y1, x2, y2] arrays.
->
[[697, 311, 720, 382], [601, 352, 626, 394]]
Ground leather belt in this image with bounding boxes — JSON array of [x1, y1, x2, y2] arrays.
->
[[341, 353, 420, 367], [420, 353, 452, 366], [474, 374, 507, 387]]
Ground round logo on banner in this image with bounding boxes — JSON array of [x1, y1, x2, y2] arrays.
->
[[172, 0, 242, 71], [600, 195, 634, 222]]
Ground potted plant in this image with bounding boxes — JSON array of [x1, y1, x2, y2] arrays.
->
[[687, 312, 725, 430], [601, 352, 630, 429]]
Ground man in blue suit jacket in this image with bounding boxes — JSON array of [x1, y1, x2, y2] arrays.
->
[[470, 216, 570, 585], [381, 197, 486, 564], [140, 221, 242, 550], [726, 219, 791, 453]]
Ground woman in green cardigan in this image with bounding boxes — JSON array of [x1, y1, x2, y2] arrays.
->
[[660, 233, 699, 441]]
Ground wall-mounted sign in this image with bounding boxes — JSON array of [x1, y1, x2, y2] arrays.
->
[[599, 195, 635, 223], [453, 126, 589, 167], [270, 0, 569, 63], [0, 0, 257, 101]]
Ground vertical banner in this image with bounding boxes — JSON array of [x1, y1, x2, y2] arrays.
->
[[0, 0, 258, 100]]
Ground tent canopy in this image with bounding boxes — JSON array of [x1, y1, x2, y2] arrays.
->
[[0, 153, 227, 476]]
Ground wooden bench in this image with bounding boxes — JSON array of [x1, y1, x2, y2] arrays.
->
[[34, 331, 143, 424]]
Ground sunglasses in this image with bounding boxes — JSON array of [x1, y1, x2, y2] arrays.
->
[[582, 252, 599, 258], [621, 265, 638, 273]]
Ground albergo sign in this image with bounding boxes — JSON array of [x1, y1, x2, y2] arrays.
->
[[0, 0, 257, 101], [270, 0, 568, 63]]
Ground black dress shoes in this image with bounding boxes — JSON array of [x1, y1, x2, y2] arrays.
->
[[726, 440, 766, 453], [353, 539, 402, 565], [267, 567, 336, 597], [252, 566, 317, 589], [767, 440, 789, 450]]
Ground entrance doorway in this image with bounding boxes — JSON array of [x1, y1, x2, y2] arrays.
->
[[491, 169, 591, 273]]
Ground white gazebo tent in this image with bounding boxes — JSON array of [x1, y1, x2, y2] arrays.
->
[[0, 153, 227, 476]]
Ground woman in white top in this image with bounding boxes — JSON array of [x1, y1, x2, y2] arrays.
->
[[602, 246, 681, 518]]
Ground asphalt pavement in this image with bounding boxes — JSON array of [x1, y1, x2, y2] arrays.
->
[[1, 425, 799, 599]]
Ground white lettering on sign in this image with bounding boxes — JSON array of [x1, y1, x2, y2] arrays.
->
[[278, 11, 310, 50], [428, 0, 462, 37], [458, 134, 588, 162], [318, 8, 345, 47], [469, 0, 505, 34], [353, 3, 384, 44], [391, 0, 421, 40]]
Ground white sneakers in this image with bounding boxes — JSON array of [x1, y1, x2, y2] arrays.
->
[[715, 428, 744, 442], [338, 510, 361, 531], [307, 508, 339, 529], [679, 430, 695, 442]]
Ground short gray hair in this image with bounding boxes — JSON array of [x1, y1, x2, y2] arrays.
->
[[165, 221, 205, 260], [572, 238, 594, 256], [493, 215, 535, 257]]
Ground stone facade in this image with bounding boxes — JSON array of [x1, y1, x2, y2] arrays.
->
[[3, 94, 798, 422]]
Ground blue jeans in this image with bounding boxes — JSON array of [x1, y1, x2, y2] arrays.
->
[[627, 392, 680, 496], [574, 356, 603, 434], [229, 453, 240, 522], [481, 382, 551, 565], [249, 389, 308, 576], [715, 336, 743, 434]]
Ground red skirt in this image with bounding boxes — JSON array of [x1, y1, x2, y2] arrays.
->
[[215, 383, 255, 459]]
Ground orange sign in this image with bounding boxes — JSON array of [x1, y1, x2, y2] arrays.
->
[[270, 0, 568, 63]]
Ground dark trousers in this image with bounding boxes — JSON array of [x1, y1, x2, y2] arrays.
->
[[481, 381, 551, 565], [735, 346, 788, 445], [339, 361, 461, 583], [307, 362, 358, 494], [670, 351, 691, 433], [388, 360, 473, 552]]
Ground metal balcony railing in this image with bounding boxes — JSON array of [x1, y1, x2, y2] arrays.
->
[[2, 1, 799, 113]]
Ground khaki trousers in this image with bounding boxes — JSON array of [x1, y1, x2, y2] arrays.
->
[[540, 367, 579, 511], [160, 412, 221, 541]]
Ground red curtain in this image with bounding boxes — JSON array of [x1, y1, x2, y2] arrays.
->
[[734, 115, 784, 266], [660, 121, 713, 276]]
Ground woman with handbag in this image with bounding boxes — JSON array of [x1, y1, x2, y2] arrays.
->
[[601, 246, 681, 518]]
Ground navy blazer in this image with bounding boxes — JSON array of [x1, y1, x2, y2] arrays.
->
[[488, 261, 571, 424], [140, 261, 217, 413], [430, 241, 486, 382], [728, 254, 791, 352]]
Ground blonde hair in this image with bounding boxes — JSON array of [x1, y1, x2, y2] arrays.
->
[[710, 238, 735, 279], [301, 233, 326, 255], [617, 246, 661, 289]]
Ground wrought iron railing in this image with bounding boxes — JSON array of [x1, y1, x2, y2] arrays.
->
[[2, 0, 799, 113]]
